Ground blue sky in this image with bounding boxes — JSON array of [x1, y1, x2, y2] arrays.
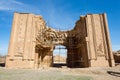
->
[[0, 0, 120, 55]]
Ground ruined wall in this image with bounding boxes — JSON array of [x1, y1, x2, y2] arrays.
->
[[6, 12, 115, 69], [85, 14, 115, 67], [66, 16, 88, 68], [74, 16, 89, 67], [6, 13, 45, 68], [66, 14, 115, 67]]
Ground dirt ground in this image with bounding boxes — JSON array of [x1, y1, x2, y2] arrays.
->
[[0, 56, 120, 80], [0, 64, 120, 80]]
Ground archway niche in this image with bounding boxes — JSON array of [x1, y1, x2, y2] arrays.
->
[[53, 45, 67, 67]]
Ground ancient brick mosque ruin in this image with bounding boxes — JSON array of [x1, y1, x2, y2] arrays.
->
[[6, 12, 115, 69]]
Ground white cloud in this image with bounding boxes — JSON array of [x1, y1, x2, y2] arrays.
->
[[0, 0, 22, 10], [11, 0, 23, 5], [0, 0, 76, 30], [0, 0, 41, 13]]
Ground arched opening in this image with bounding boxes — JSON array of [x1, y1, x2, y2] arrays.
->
[[53, 45, 67, 68]]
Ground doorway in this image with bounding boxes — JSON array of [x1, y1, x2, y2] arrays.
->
[[53, 45, 67, 68]]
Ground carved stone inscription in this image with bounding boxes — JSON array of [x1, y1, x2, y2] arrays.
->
[[16, 14, 27, 54], [93, 15, 105, 56]]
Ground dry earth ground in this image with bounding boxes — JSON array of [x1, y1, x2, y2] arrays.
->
[[0, 65, 120, 80], [0, 56, 120, 80]]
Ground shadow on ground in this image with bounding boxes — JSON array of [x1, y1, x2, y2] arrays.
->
[[107, 71, 120, 77], [53, 63, 66, 68], [0, 63, 5, 67]]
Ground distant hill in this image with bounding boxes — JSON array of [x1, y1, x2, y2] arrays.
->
[[117, 50, 120, 53], [53, 55, 66, 63]]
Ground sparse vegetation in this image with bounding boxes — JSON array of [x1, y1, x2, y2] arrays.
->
[[0, 54, 120, 80], [0, 66, 120, 80], [0, 68, 92, 80]]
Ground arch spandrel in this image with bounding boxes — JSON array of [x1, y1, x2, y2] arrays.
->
[[36, 27, 69, 48]]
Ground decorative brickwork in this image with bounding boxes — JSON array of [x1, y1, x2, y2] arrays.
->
[[6, 13, 115, 69]]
